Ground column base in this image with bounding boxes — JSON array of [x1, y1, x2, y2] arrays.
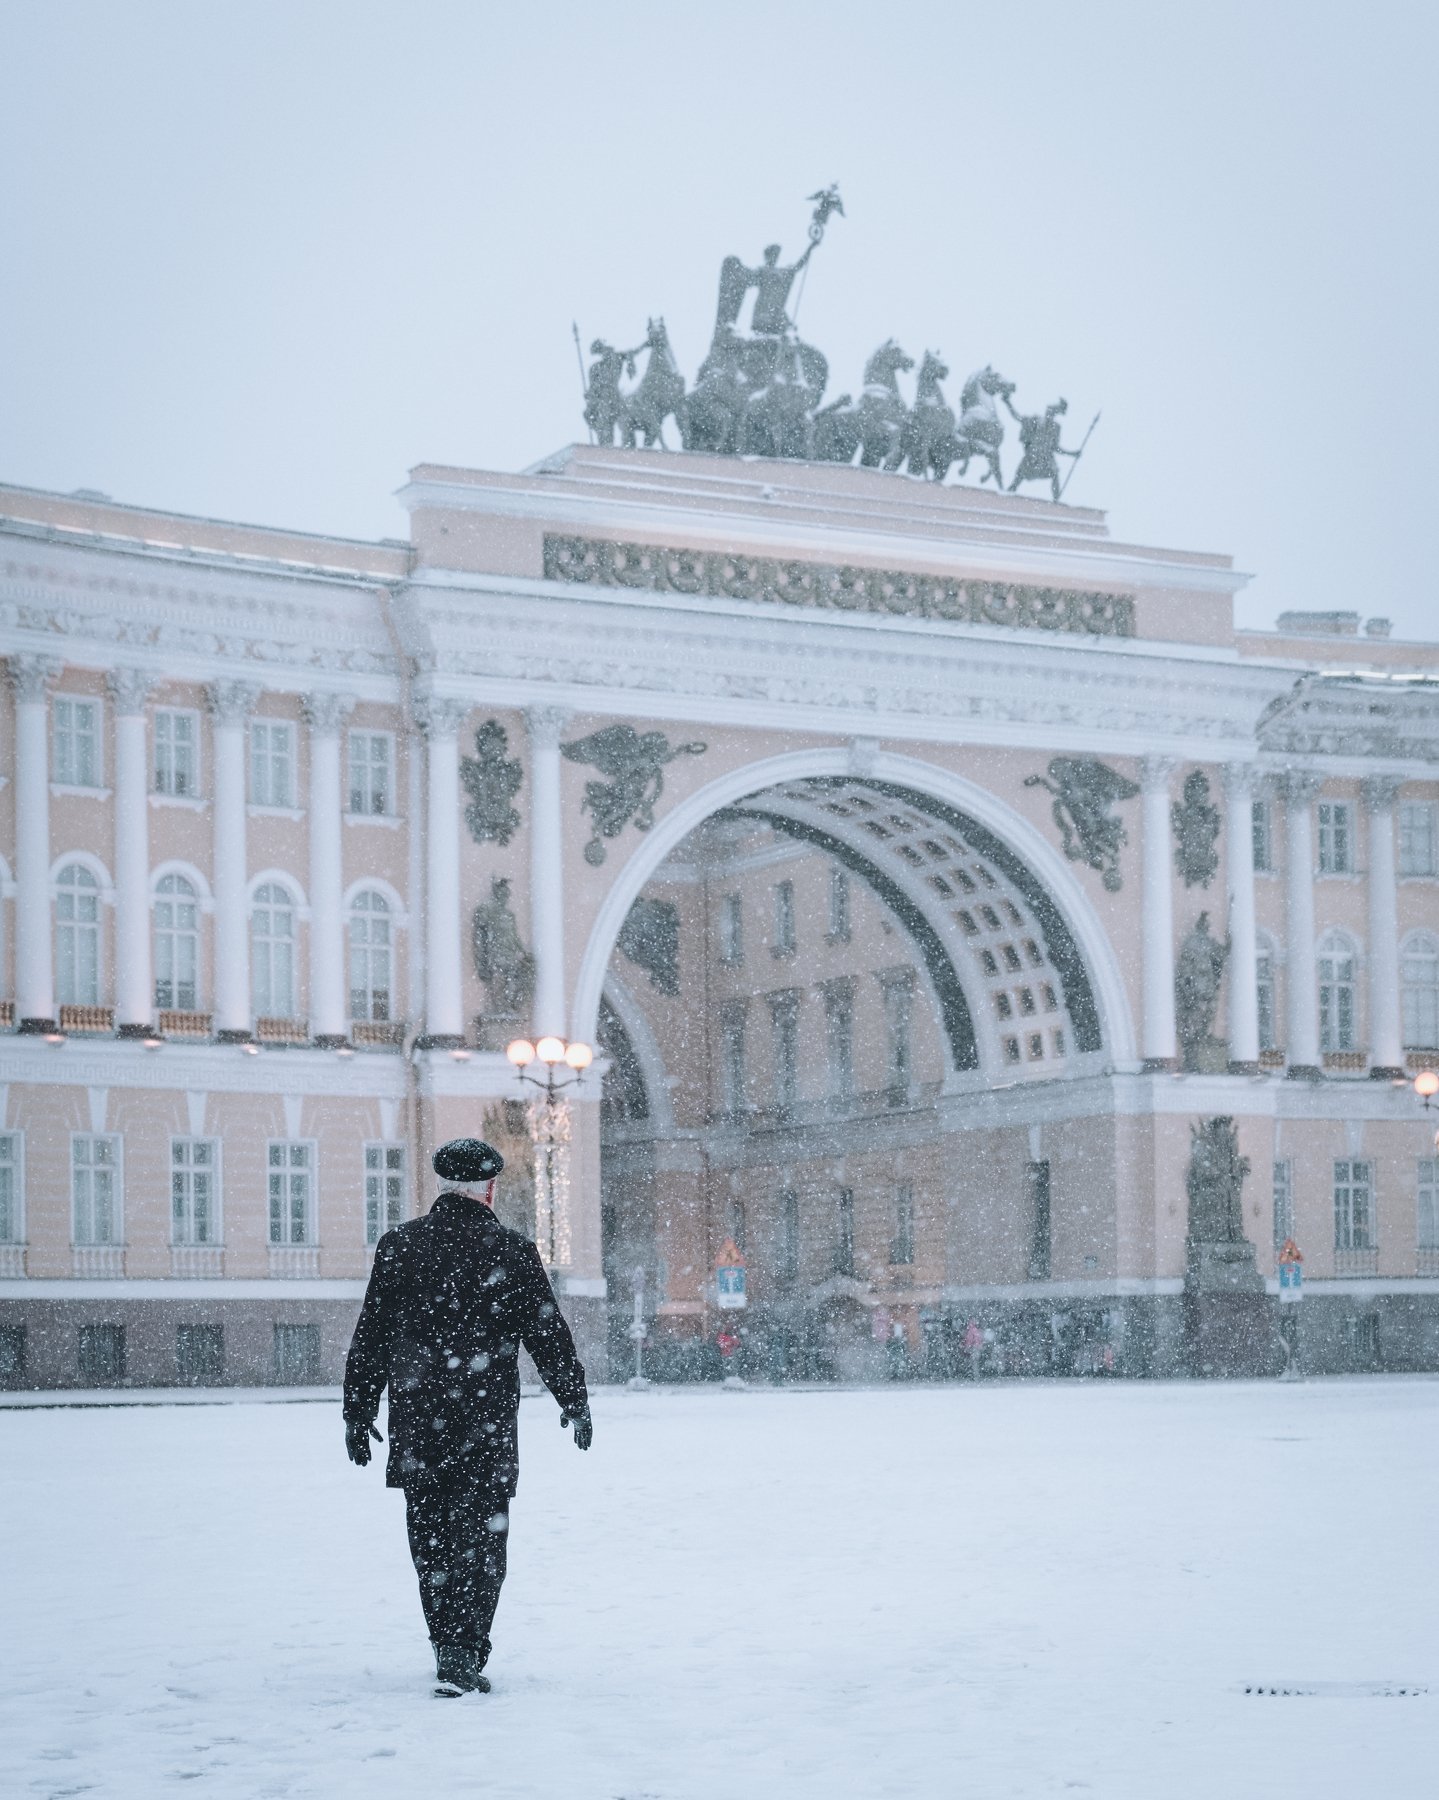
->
[[414, 1033, 467, 1051], [116, 1022, 160, 1041], [1226, 1060, 1262, 1077], [1369, 1066, 1407, 1082], [1141, 1056, 1178, 1073], [17, 1017, 60, 1037], [215, 1027, 256, 1046], [1285, 1064, 1324, 1082]]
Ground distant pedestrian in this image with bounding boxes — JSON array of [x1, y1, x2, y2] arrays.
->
[[963, 1317, 983, 1381], [343, 1137, 591, 1697]]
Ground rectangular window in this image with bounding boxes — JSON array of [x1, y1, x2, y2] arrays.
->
[[0, 1134, 20, 1244], [364, 1143, 406, 1245], [1317, 801, 1354, 875], [770, 993, 800, 1112], [72, 1135, 120, 1246], [834, 1188, 856, 1277], [1272, 1159, 1294, 1249], [1252, 799, 1273, 873], [1403, 942, 1439, 1048], [1417, 1159, 1439, 1252], [78, 1322, 125, 1383], [772, 880, 796, 957], [176, 1324, 224, 1385], [267, 1141, 314, 1246], [1318, 946, 1356, 1052], [1333, 1159, 1373, 1251], [153, 708, 199, 797], [822, 981, 855, 1101], [0, 1324, 26, 1379], [250, 720, 296, 807], [720, 1002, 747, 1116], [273, 1322, 320, 1384], [778, 1190, 800, 1286], [827, 867, 851, 942], [890, 1183, 915, 1266], [1026, 1160, 1052, 1280], [1399, 802, 1437, 877], [1256, 950, 1278, 1052], [881, 971, 914, 1088], [53, 697, 100, 788], [348, 730, 393, 816], [718, 892, 743, 967], [171, 1139, 219, 1246]]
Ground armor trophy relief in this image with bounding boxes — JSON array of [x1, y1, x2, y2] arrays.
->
[[580, 186, 1099, 497]]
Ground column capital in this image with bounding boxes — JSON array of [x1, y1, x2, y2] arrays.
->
[[1220, 761, 1260, 803], [106, 666, 160, 717], [1278, 767, 1322, 808], [1360, 773, 1404, 814], [204, 679, 262, 725], [1138, 754, 1177, 792], [6, 654, 63, 704], [412, 690, 469, 740], [526, 704, 571, 750], [301, 689, 358, 735]]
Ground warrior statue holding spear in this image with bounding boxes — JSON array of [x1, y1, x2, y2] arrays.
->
[[1005, 397, 1100, 502]]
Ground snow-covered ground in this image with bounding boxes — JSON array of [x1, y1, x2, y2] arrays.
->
[[2, 1379, 1434, 1799]]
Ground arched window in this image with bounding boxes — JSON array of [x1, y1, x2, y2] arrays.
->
[[154, 874, 199, 1012], [1403, 932, 1439, 1049], [251, 883, 296, 1018], [55, 864, 100, 1005], [348, 890, 391, 1022], [1255, 937, 1278, 1052], [1318, 931, 1357, 1052]]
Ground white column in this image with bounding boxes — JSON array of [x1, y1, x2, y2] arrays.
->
[[1280, 769, 1322, 1077], [108, 668, 157, 1035], [527, 706, 570, 1042], [7, 656, 62, 1031], [415, 693, 468, 1046], [206, 680, 260, 1040], [303, 691, 356, 1046], [1139, 755, 1177, 1068], [1222, 762, 1261, 1071], [1363, 774, 1404, 1078]]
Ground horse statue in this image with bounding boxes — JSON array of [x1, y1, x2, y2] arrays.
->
[[813, 339, 914, 469], [900, 350, 957, 481], [619, 318, 686, 450], [954, 365, 1015, 487], [742, 338, 819, 459]]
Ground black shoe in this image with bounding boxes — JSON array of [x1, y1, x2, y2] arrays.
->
[[433, 1644, 491, 1697]]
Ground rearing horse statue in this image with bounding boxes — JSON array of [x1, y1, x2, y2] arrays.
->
[[812, 339, 914, 469], [954, 365, 1015, 487], [901, 350, 957, 482], [620, 318, 687, 450]]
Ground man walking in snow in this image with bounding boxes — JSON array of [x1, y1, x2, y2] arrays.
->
[[344, 1137, 592, 1696]]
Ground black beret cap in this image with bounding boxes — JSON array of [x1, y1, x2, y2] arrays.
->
[[433, 1138, 505, 1183]]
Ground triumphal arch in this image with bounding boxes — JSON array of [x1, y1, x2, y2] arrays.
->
[[2, 200, 1437, 1386]]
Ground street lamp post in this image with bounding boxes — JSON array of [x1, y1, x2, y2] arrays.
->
[[505, 1035, 593, 1270], [628, 1263, 650, 1389]]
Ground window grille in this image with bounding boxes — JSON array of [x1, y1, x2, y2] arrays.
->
[[778, 1191, 800, 1285], [1272, 1159, 1294, 1249], [1317, 801, 1354, 874], [348, 890, 392, 1021], [155, 874, 200, 1010], [1401, 935, 1439, 1048], [273, 1322, 320, 1383], [1318, 937, 1357, 1052], [1418, 1159, 1439, 1253], [268, 1141, 314, 1246], [348, 730, 393, 815], [250, 720, 296, 807], [171, 1138, 218, 1245], [718, 893, 743, 966], [835, 1187, 855, 1277], [1333, 1159, 1373, 1251], [827, 866, 851, 941], [1399, 803, 1437, 877], [56, 864, 101, 1006], [823, 982, 854, 1100], [72, 1135, 120, 1246], [1251, 799, 1273, 872], [772, 880, 796, 957], [1027, 1160, 1052, 1279], [1256, 946, 1278, 1051], [54, 697, 100, 787], [770, 992, 799, 1111], [364, 1143, 406, 1245], [251, 884, 297, 1018], [153, 709, 198, 797]]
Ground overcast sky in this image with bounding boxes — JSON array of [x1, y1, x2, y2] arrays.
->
[[2, 2, 1435, 639]]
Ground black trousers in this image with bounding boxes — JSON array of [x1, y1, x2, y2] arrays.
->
[[403, 1470, 511, 1662]]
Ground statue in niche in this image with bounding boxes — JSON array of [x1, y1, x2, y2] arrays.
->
[[471, 876, 534, 1047], [1175, 911, 1231, 1072], [1172, 768, 1221, 889], [1024, 757, 1140, 891], [460, 720, 522, 847], [617, 897, 680, 996], [562, 724, 707, 866], [1185, 1116, 1250, 1246]]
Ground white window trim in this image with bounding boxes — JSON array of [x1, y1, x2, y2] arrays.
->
[[70, 1131, 124, 1248], [249, 718, 299, 811], [1315, 799, 1357, 878], [0, 1130, 25, 1246], [363, 1140, 408, 1247], [150, 860, 215, 913], [266, 1138, 318, 1248], [1398, 802, 1438, 881], [152, 706, 204, 801], [169, 1135, 224, 1248], [347, 728, 398, 820], [52, 694, 105, 790]]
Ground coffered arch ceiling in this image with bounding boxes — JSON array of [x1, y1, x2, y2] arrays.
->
[[725, 777, 1103, 1083]]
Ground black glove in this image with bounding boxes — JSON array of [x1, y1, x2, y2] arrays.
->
[[345, 1420, 383, 1466], [560, 1402, 593, 1451]]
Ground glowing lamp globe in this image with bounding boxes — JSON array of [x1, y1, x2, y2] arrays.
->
[[1416, 1070, 1439, 1101], [535, 1035, 566, 1064], [506, 1038, 536, 1067], [564, 1041, 594, 1070]]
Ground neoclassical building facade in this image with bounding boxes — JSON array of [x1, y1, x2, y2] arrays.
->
[[0, 448, 1435, 1386]]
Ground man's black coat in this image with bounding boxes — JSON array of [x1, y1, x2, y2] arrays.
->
[[343, 1192, 588, 1493]]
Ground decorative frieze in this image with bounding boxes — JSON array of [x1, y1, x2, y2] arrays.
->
[[543, 534, 1137, 638]]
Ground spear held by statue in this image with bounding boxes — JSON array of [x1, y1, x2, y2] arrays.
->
[[1058, 411, 1101, 499]]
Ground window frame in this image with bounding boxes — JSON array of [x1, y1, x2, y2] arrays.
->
[[777, 1189, 800, 1286], [251, 881, 299, 1019], [347, 728, 395, 818], [53, 695, 102, 789], [71, 1132, 123, 1247], [55, 861, 103, 1006], [827, 866, 852, 942], [718, 892, 743, 967], [364, 1141, 407, 1246], [267, 1139, 317, 1247], [1317, 932, 1358, 1052], [1272, 1158, 1294, 1250], [822, 979, 855, 1101], [1333, 1158, 1374, 1252], [769, 990, 800, 1112], [249, 718, 297, 809], [1256, 938, 1279, 1052], [890, 1181, 915, 1266], [347, 888, 394, 1023], [1401, 932, 1439, 1050], [1251, 798, 1273, 873], [154, 872, 201, 1012], [771, 879, 797, 958], [1316, 800, 1355, 875], [170, 1136, 221, 1247], [0, 1131, 24, 1246], [719, 1000, 747, 1116], [152, 706, 201, 799], [879, 969, 915, 1088], [1398, 802, 1437, 878], [1419, 1158, 1439, 1252]]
